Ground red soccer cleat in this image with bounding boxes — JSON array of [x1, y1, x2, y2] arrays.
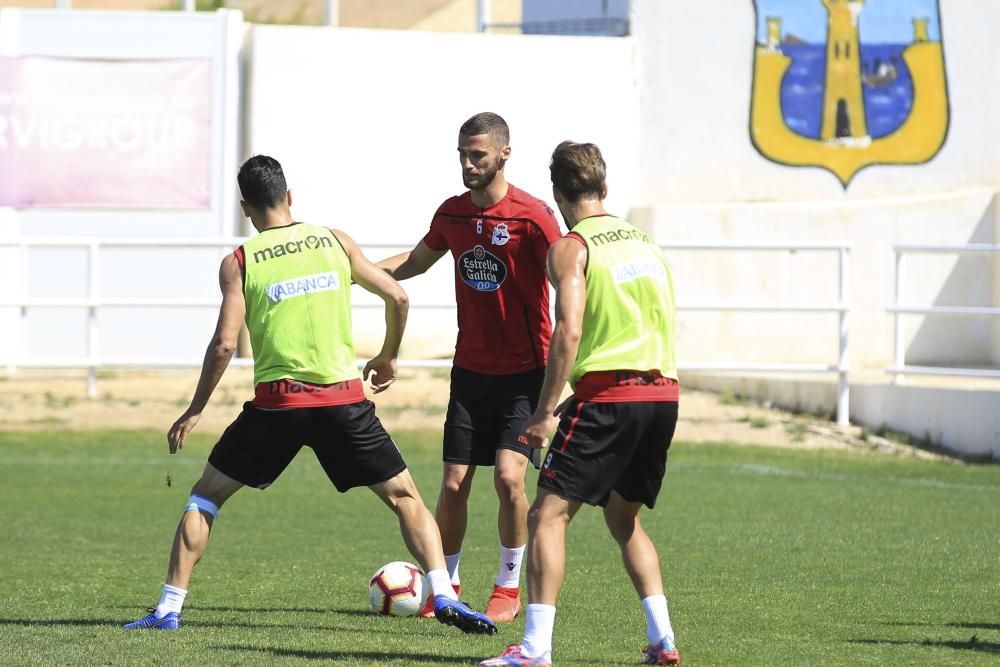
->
[[484, 584, 522, 622]]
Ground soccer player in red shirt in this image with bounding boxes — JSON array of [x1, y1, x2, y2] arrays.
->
[[378, 112, 561, 622]]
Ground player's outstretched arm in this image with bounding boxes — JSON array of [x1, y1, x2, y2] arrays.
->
[[375, 241, 446, 281], [168, 254, 246, 454], [522, 237, 588, 448], [334, 229, 409, 393]]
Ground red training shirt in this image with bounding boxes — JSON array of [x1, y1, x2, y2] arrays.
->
[[422, 184, 562, 375]]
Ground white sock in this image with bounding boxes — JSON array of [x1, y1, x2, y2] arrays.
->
[[154, 583, 188, 618], [444, 551, 461, 586], [642, 594, 675, 645], [520, 603, 556, 660], [495, 543, 525, 589], [427, 569, 457, 600]]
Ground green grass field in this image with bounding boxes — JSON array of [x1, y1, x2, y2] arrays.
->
[[1, 429, 998, 666]]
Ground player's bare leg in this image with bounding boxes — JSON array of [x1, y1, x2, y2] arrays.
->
[[435, 462, 475, 554], [483, 489, 580, 664], [603, 492, 663, 598], [486, 448, 530, 621], [370, 469, 445, 573], [604, 491, 679, 666], [495, 449, 529, 550], [417, 462, 474, 617], [165, 463, 243, 590], [526, 489, 579, 605], [372, 468, 495, 635], [124, 462, 242, 629]]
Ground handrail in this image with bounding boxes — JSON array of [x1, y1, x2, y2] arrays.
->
[[890, 243, 1000, 381], [660, 242, 851, 426], [0, 237, 852, 425]]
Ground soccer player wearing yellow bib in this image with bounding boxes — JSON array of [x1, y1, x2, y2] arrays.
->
[[123, 155, 495, 636], [481, 142, 680, 667]]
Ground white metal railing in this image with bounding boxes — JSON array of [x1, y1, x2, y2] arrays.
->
[[662, 242, 851, 426], [0, 238, 455, 398], [889, 243, 1000, 381], [0, 237, 851, 425]]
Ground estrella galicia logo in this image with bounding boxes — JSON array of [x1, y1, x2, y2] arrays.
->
[[458, 245, 507, 292]]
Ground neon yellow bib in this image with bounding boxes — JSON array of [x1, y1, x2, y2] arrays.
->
[[570, 216, 678, 388], [241, 223, 358, 385]]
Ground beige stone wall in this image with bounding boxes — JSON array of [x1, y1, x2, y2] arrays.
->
[[0, 0, 521, 30]]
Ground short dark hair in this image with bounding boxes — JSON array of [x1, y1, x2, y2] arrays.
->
[[237, 155, 287, 209], [459, 112, 510, 148], [549, 141, 606, 203]]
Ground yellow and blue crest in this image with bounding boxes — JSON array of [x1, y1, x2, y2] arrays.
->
[[750, 0, 949, 187]]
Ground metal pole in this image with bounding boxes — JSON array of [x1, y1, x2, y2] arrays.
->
[[183, 0, 195, 11], [16, 240, 27, 376], [477, 0, 489, 32], [3, 229, 23, 376], [836, 247, 850, 426], [892, 250, 905, 384], [323, 0, 339, 26], [86, 242, 99, 399]]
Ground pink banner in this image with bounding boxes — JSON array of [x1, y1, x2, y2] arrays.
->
[[0, 57, 212, 209]]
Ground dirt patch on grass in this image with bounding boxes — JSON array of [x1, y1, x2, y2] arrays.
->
[[0, 368, 946, 460]]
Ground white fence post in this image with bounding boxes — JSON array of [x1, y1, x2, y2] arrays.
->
[[837, 246, 850, 426], [86, 241, 99, 399], [0, 208, 19, 375], [477, 0, 490, 32], [892, 249, 905, 384], [323, 0, 339, 26]]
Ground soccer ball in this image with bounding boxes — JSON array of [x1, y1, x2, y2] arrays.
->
[[368, 561, 429, 616]]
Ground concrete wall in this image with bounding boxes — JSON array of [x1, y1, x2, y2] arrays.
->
[[850, 382, 1000, 458], [632, 0, 1000, 370], [3, 0, 999, 416], [245, 24, 639, 357], [643, 189, 995, 370], [993, 198, 1000, 364]]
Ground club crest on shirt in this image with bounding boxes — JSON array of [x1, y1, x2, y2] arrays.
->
[[491, 222, 510, 246], [458, 244, 507, 292]]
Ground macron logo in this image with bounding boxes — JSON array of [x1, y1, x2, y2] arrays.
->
[[266, 272, 340, 303]]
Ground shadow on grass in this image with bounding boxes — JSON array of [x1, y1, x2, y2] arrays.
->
[[879, 621, 1000, 631], [114, 604, 375, 617], [216, 644, 483, 664], [851, 638, 1000, 655], [186, 605, 373, 617], [0, 618, 121, 627], [0, 616, 368, 633]]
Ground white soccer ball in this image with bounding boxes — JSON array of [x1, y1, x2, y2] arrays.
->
[[368, 560, 429, 617]]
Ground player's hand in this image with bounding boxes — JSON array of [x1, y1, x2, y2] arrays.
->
[[363, 355, 397, 394], [522, 410, 556, 449], [168, 409, 201, 454]]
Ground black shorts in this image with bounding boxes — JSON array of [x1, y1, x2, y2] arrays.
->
[[208, 400, 406, 492], [537, 400, 678, 508], [443, 366, 544, 467]]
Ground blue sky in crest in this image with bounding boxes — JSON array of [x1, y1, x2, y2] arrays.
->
[[754, 0, 942, 44]]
